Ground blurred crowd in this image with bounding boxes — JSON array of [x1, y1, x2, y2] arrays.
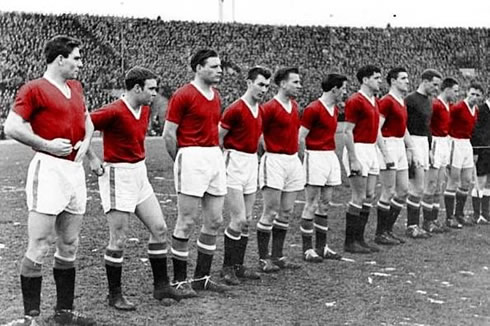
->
[[0, 11, 488, 137]]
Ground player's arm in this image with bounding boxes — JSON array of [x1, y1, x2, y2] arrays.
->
[[218, 124, 229, 149], [74, 110, 95, 162], [343, 122, 361, 174], [298, 126, 309, 162], [163, 121, 179, 161], [403, 129, 421, 167], [376, 115, 394, 168], [4, 110, 73, 157]]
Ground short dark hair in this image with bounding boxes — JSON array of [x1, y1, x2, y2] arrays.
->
[[124, 66, 157, 90], [321, 73, 348, 92], [273, 67, 299, 86], [440, 77, 459, 91], [469, 80, 484, 93], [386, 67, 407, 86], [421, 69, 442, 82], [44, 35, 81, 64], [356, 65, 381, 83], [247, 66, 272, 82], [190, 49, 219, 72]]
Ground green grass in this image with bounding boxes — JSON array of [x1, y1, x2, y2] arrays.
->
[[1, 138, 490, 326]]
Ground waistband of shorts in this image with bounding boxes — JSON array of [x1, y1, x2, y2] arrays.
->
[[383, 137, 404, 143], [354, 143, 377, 149], [305, 149, 336, 154], [264, 152, 299, 158], [178, 146, 221, 154], [34, 152, 83, 166], [450, 137, 471, 144], [224, 149, 258, 158], [411, 135, 428, 140], [432, 136, 449, 141], [104, 159, 146, 169]]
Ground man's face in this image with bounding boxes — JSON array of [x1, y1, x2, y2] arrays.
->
[[467, 87, 483, 107], [198, 56, 222, 85], [333, 81, 348, 102], [393, 72, 409, 93], [61, 47, 83, 79], [139, 79, 157, 105], [282, 73, 302, 98], [446, 84, 460, 102], [424, 77, 441, 96], [249, 75, 271, 102], [365, 72, 382, 92]]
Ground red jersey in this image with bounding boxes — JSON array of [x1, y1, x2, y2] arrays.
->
[[431, 97, 450, 137], [345, 92, 379, 143], [301, 99, 337, 151], [449, 100, 478, 139], [13, 78, 86, 161], [379, 93, 407, 138], [261, 98, 301, 154], [91, 99, 150, 163], [166, 83, 221, 147], [220, 98, 262, 154]]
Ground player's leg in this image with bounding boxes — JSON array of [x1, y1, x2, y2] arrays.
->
[[53, 211, 95, 325], [473, 154, 490, 224], [102, 209, 136, 310], [386, 169, 409, 243], [221, 187, 246, 285], [432, 166, 448, 228], [270, 190, 301, 269], [344, 175, 370, 254], [192, 193, 228, 292], [257, 187, 281, 272], [234, 191, 261, 280], [454, 167, 474, 225], [406, 166, 430, 238], [375, 169, 398, 245], [481, 175, 490, 222], [315, 186, 342, 259], [422, 168, 445, 233], [171, 193, 200, 296], [445, 165, 463, 228], [472, 175, 485, 222], [358, 174, 380, 251], [21, 212, 56, 319], [136, 194, 185, 301], [301, 185, 323, 262]]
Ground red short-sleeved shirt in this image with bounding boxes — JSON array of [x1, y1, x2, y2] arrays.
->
[[91, 99, 150, 163], [449, 100, 478, 139], [379, 93, 407, 138], [344, 92, 379, 143], [220, 98, 262, 154], [261, 98, 301, 154], [431, 97, 450, 137], [13, 78, 87, 161], [166, 83, 221, 147], [301, 99, 337, 150]]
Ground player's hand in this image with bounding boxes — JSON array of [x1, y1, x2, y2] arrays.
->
[[428, 150, 435, 168], [74, 139, 91, 162], [89, 155, 105, 177], [349, 158, 362, 177], [406, 148, 413, 166], [384, 152, 395, 170], [45, 138, 73, 157]]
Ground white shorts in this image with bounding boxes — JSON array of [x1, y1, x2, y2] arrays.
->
[[259, 152, 305, 192], [411, 136, 430, 170], [98, 160, 154, 213], [304, 150, 341, 186], [377, 137, 408, 171], [431, 136, 450, 169], [224, 149, 258, 195], [26, 152, 86, 215], [342, 143, 379, 177], [450, 138, 474, 169], [174, 146, 227, 197]]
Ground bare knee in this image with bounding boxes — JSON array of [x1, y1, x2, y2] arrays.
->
[[58, 236, 80, 258], [26, 235, 54, 263], [280, 206, 294, 220], [206, 215, 223, 232], [149, 222, 168, 242]]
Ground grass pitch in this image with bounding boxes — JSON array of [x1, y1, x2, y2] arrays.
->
[[1, 138, 490, 325]]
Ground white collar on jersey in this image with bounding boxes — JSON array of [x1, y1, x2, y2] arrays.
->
[[43, 75, 71, 99], [358, 90, 376, 107], [463, 99, 477, 116], [241, 96, 259, 118], [318, 97, 335, 116], [388, 91, 405, 107], [274, 95, 292, 113], [121, 95, 142, 120], [437, 96, 450, 111], [191, 81, 215, 101]]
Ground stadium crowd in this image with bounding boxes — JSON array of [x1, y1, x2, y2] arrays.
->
[[0, 11, 489, 137]]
